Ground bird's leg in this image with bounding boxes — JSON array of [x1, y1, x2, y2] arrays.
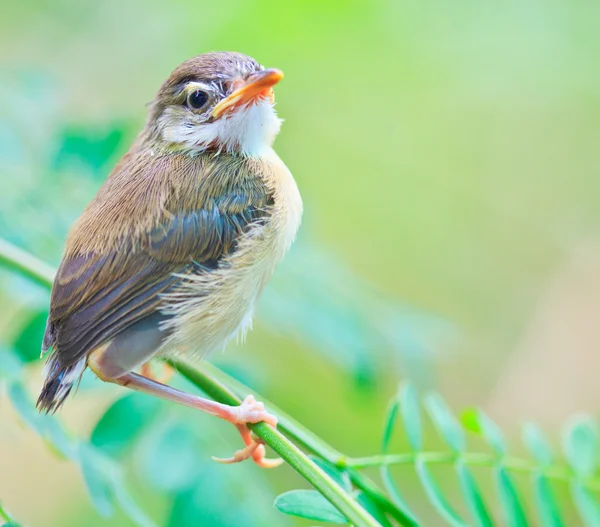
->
[[88, 352, 280, 467], [140, 361, 174, 384]]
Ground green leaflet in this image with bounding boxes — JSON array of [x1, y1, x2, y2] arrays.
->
[[380, 387, 420, 526], [399, 382, 423, 451], [462, 408, 506, 455], [522, 423, 553, 467], [355, 492, 394, 527], [494, 467, 529, 527], [311, 457, 353, 492], [416, 459, 468, 527], [455, 461, 495, 527], [91, 392, 161, 458], [382, 393, 400, 454], [571, 482, 600, 527], [532, 473, 565, 527], [563, 415, 599, 477], [274, 490, 348, 524], [424, 393, 465, 452]]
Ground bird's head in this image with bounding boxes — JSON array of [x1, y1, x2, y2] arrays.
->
[[147, 52, 283, 157]]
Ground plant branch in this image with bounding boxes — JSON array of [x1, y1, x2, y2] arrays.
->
[[169, 359, 380, 527], [185, 362, 410, 525], [0, 238, 55, 288], [0, 501, 18, 524], [200, 362, 345, 461], [347, 452, 600, 492]]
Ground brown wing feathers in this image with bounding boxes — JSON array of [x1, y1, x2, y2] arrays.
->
[[38, 150, 272, 411]]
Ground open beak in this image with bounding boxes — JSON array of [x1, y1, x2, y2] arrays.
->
[[212, 68, 283, 119]]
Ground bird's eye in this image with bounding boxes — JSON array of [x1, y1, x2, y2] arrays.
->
[[187, 90, 209, 110]]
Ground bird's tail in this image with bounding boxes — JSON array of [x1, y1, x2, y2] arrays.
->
[[37, 353, 86, 414]]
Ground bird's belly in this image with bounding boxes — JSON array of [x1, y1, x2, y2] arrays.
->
[[159, 225, 283, 358], [160, 149, 302, 359]]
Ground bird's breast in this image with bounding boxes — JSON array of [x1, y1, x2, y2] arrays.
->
[[161, 149, 302, 357]]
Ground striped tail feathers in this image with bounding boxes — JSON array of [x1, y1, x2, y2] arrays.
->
[[37, 353, 86, 414]]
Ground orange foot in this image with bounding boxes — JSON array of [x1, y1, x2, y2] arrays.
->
[[212, 395, 283, 469]]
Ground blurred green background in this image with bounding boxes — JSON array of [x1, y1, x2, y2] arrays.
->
[[1, 0, 600, 525]]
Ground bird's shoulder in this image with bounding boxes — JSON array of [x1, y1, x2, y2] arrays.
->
[[67, 148, 274, 256]]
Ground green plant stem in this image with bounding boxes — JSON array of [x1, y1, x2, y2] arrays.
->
[[0, 501, 17, 524], [201, 363, 344, 460], [347, 452, 600, 492], [0, 238, 55, 287], [192, 363, 410, 525], [169, 359, 380, 527]]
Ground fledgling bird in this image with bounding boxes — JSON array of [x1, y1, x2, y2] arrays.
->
[[37, 52, 303, 467]]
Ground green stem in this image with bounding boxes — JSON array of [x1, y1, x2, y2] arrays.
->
[[0, 240, 382, 526], [0, 238, 55, 287], [347, 469, 417, 526], [347, 452, 600, 492], [169, 359, 380, 527], [201, 363, 344, 461], [0, 501, 17, 524], [199, 363, 410, 525]]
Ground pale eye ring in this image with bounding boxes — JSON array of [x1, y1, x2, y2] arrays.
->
[[187, 90, 209, 110]]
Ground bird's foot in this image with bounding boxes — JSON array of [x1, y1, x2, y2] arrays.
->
[[231, 394, 278, 427], [212, 395, 282, 468]]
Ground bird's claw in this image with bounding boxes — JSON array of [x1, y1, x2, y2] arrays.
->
[[212, 434, 283, 468], [213, 399, 282, 468]]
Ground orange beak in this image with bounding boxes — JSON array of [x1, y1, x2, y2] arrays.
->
[[212, 68, 283, 119]]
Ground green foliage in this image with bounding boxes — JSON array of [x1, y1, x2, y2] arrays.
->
[[90, 393, 160, 458], [1, 354, 156, 527], [338, 383, 600, 527], [275, 490, 349, 524]]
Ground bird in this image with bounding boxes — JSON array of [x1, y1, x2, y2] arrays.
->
[[36, 51, 303, 468]]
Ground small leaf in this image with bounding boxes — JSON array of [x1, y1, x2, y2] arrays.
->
[[8, 382, 46, 436], [522, 423, 553, 466], [91, 393, 160, 458], [310, 457, 352, 492], [455, 461, 494, 527], [45, 418, 78, 460], [462, 409, 506, 455], [532, 473, 565, 527], [571, 482, 600, 527], [494, 467, 529, 527], [380, 467, 420, 526], [382, 394, 400, 453], [141, 422, 201, 492], [399, 382, 422, 450], [274, 490, 347, 524], [424, 393, 465, 452], [380, 387, 421, 524], [79, 447, 115, 517], [13, 309, 48, 362], [356, 492, 394, 527], [461, 408, 481, 434], [562, 415, 599, 476], [0, 347, 22, 380], [416, 459, 468, 527], [0, 502, 18, 526], [112, 473, 157, 527]]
